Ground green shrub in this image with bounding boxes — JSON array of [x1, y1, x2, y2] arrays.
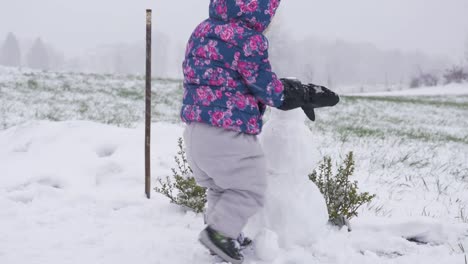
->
[[155, 138, 207, 213], [27, 79, 39, 89], [309, 152, 376, 220]]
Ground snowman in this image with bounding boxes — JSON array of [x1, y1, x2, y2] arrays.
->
[[246, 108, 329, 258]]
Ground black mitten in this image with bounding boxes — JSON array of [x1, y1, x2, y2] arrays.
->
[[278, 78, 340, 121], [301, 104, 315, 121], [278, 78, 305, 110], [279, 78, 340, 109], [303, 83, 340, 108]]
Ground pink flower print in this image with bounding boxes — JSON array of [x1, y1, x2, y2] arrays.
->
[[207, 40, 222, 60], [249, 39, 258, 52], [186, 110, 195, 120], [194, 22, 212, 38], [204, 67, 232, 87], [196, 88, 207, 100], [227, 79, 237, 88], [231, 92, 247, 110], [238, 61, 258, 84], [222, 118, 233, 129], [236, 100, 246, 109], [184, 66, 195, 78], [215, 25, 235, 42], [252, 35, 266, 50], [253, 22, 264, 32], [236, 98, 247, 110], [183, 65, 199, 84], [215, 0, 228, 20], [236, 119, 243, 126], [230, 52, 241, 70], [193, 58, 208, 67], [246, 95, 257, 108], [206, 93, 214, 102], [270, 78, 283, 94], [216, 5, 226, 16], [195, 41, 223, 61], [195, 46, 207, 58], [248, 117, 257, 126], [234, 25, 245, 36], [265, 0, 280, 16], [183, 106, 202, 122], [211, 111, 225, 124], [215, 90, 223, 99], [196, 86, 217, 106], [237, 62, 251, 78], [236, 0, 258, 13], [243, 35, 266, 56], [245, 0, 258, 12], [246, 116, 260, 134]]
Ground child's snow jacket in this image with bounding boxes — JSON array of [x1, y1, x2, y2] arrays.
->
[[181, 0, 284, 135]]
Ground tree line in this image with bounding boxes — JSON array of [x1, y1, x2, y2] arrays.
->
[[2, 30, 467, 88], [266, 19, 468, 90], [0, 32, 172, 77], [0, 32, 64, 70]]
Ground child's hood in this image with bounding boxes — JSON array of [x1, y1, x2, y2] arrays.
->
[[209, 0, 281, 32]]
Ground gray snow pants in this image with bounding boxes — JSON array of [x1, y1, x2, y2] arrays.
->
[[183, 122, 267, 238]]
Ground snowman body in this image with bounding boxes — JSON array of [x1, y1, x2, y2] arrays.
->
[[247, 108, 329, 248]]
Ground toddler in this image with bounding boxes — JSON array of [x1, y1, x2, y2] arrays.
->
[[181, 1, 339, 263]]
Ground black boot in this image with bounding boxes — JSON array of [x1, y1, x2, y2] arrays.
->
[[199, 226, 244, 264], [237, 232, 253, 249]]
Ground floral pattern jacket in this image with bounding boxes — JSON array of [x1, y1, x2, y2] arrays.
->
[[181, 0, 284, 135]]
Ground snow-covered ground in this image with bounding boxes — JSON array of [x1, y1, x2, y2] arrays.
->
[[349, 83, 468, 96], [1, 67, 467, 263], [0, 66, 182, 129]]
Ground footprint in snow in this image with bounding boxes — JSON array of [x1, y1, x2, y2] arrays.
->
[[95, 144, 118, 158]]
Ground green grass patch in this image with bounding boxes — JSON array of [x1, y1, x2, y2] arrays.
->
[[337, 125, 385, 139], [117, 89, 144, 100], [395, 129, 468, 144], [343, 95, 468, 109]]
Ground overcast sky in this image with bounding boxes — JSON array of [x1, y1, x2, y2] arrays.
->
[[1, 0, 467, 60]]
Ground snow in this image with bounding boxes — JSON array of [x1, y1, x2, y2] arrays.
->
[[253, 229, 279, 261], [349, 83, 468, 96], [0, 121, 210, 263], [247, 108, 328, 248], [1, 120, 467, 264], [0, 67, 467, 263]]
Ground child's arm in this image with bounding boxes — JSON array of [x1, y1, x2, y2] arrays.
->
[[238, 34, 339, 121], [237, 34, 284, 108]]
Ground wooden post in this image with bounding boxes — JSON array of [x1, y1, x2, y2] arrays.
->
[[145, 9, 152, 199]]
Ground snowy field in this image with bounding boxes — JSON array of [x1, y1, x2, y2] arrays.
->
[[0, 66, 183, 129], [1, 67, 468, 263]]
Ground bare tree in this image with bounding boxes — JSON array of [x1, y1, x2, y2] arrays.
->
[[444, 66, 468, 84], [27, 38, 50, 70], [0, 32, 21, 67]]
